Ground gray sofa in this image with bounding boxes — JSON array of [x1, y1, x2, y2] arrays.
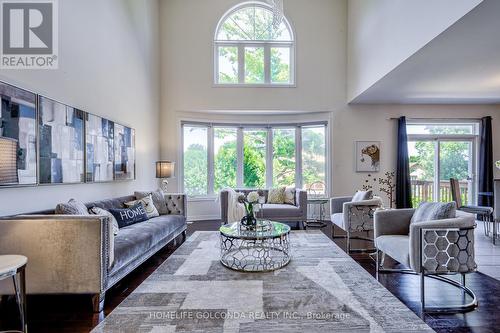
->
[[0, 193, 187, 312], [220, 188, 307, 224]]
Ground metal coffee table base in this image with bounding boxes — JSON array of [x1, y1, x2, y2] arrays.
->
[[220, 235, 291, 272]]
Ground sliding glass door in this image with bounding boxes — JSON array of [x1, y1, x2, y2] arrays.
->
[[409, 139, 474, 207], [439, 140, 473, 204], [407, 121, 479, 207]]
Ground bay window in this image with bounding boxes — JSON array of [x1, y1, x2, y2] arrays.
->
[[181, 122, 328, 198]]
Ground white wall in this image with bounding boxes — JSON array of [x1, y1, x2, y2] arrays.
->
[[332, 104, 500, 204], [347, 0, 483, 102], [159, 0, 347, 220], [0, 0, 161, 216], [159, 0, 500, 221]]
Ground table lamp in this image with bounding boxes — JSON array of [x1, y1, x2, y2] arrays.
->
[[156, 161, 175, 192]]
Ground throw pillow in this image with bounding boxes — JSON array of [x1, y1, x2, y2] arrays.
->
[[125, 194, 159, 218], [55, 199, 90, 215], [267, 186, 286, 204], [352, 190, 373, 202], [89, 207, 116, 267], [284, 187, 296, 205], [109, 203, 149, 228], [134, 190, 168, 215], [410, 202, 457, 224], [89, 207, 119, 235]]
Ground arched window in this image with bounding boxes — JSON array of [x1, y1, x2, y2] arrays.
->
[[214, 1, 295, 86]]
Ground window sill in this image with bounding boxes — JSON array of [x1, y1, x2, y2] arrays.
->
[[187, 196, 218, 202], [213, 83, 296, 88]]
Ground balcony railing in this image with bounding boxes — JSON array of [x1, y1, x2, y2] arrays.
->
[[411, 179, 469, 207]]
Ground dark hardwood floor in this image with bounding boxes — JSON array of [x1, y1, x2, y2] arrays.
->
[[1, 220, 500, 333]]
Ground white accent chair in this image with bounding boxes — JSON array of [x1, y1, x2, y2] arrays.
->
[[330, 191, 383, 253], [374, 204, 478, 313]]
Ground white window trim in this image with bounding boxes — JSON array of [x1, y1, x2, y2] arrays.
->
[[180, 121, 329, 200], [213, 1, 296, 87]]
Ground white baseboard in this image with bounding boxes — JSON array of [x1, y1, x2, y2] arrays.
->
[[188, 214, 220, 222]]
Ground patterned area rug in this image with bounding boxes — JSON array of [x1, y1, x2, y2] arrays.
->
[[93, 231, 433, 332]]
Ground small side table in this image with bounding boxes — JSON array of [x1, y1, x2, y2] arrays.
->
[[0, 255, 28, 333], [306, 198, 329, 228]]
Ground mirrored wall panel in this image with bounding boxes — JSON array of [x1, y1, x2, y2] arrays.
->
[[114, 123, 135, 180], [86, 114, 114, 182], [39, 96, 85, 184], [0, 82, 37, 186]]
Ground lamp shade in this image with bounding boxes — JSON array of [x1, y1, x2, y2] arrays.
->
[[156, 161, 175, 179], [0, 137, 18, 184]]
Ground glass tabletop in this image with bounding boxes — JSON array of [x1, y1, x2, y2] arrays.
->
[[307, 198, 329, 204], [220, 221, 290, 239]]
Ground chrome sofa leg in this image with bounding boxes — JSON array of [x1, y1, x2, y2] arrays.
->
[[346, 233, 351, 253], [92, 293, 105, 313]]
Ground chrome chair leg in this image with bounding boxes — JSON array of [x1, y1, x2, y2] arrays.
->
[[12, 267, 27, 333], [420, 272, 425, 316]]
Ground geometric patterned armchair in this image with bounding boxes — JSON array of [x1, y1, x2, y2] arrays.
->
[[330, 191, 383, 253], [374, 205, 478, 313]]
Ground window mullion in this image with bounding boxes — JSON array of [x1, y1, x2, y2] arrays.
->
[[266, 128, 273, 188], [238, 44, 245, 84], [295, 126, 302, 189], [237, 127, 244, 187], [207, 126, 214, 195], [264, 44, 271, 84], [434, 140, 440, 202]]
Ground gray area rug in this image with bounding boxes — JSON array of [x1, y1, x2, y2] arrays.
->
[[93, 231, 433, 332]]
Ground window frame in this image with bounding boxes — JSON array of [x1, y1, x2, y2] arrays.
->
[[180, 121, 328, 199], [406, 119, 481, 206], [214, 1, 296, 87]]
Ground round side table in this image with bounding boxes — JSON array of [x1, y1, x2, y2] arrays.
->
[[0, 255, 28, 333]]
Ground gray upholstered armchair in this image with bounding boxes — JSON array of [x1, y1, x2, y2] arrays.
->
[[330, 193, 383, 253], [374, 206, 478, 313]]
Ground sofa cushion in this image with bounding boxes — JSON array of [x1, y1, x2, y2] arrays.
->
[[352, 190, 373, 202], [55, 199, 90, 215], [89, 207, 119, 235], [125, 194, 159, 218], [267, 187, 286, 204], [109, 204, 149, 228], [135, 190, 169, 215], [85, 195, 136, 211], [284, 187, 296, 205], [410, 202, 456, 224], [261, 204, 302, 218], [376, 235, 410, 268], [110, 215, 186, 274], [331, 213, 345, 230]]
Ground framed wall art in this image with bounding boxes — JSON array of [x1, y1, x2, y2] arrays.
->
[[0, 81, 38, 186], [356, 141, 381, 173], [38, 96, 85, 184], [114, 123, 135, 180], [86, 113, 114, 182]]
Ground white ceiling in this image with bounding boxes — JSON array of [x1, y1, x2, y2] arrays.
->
[[351, 0, 500, 104]]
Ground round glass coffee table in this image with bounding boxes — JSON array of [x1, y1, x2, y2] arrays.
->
[[219, 221, 291, 272]]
